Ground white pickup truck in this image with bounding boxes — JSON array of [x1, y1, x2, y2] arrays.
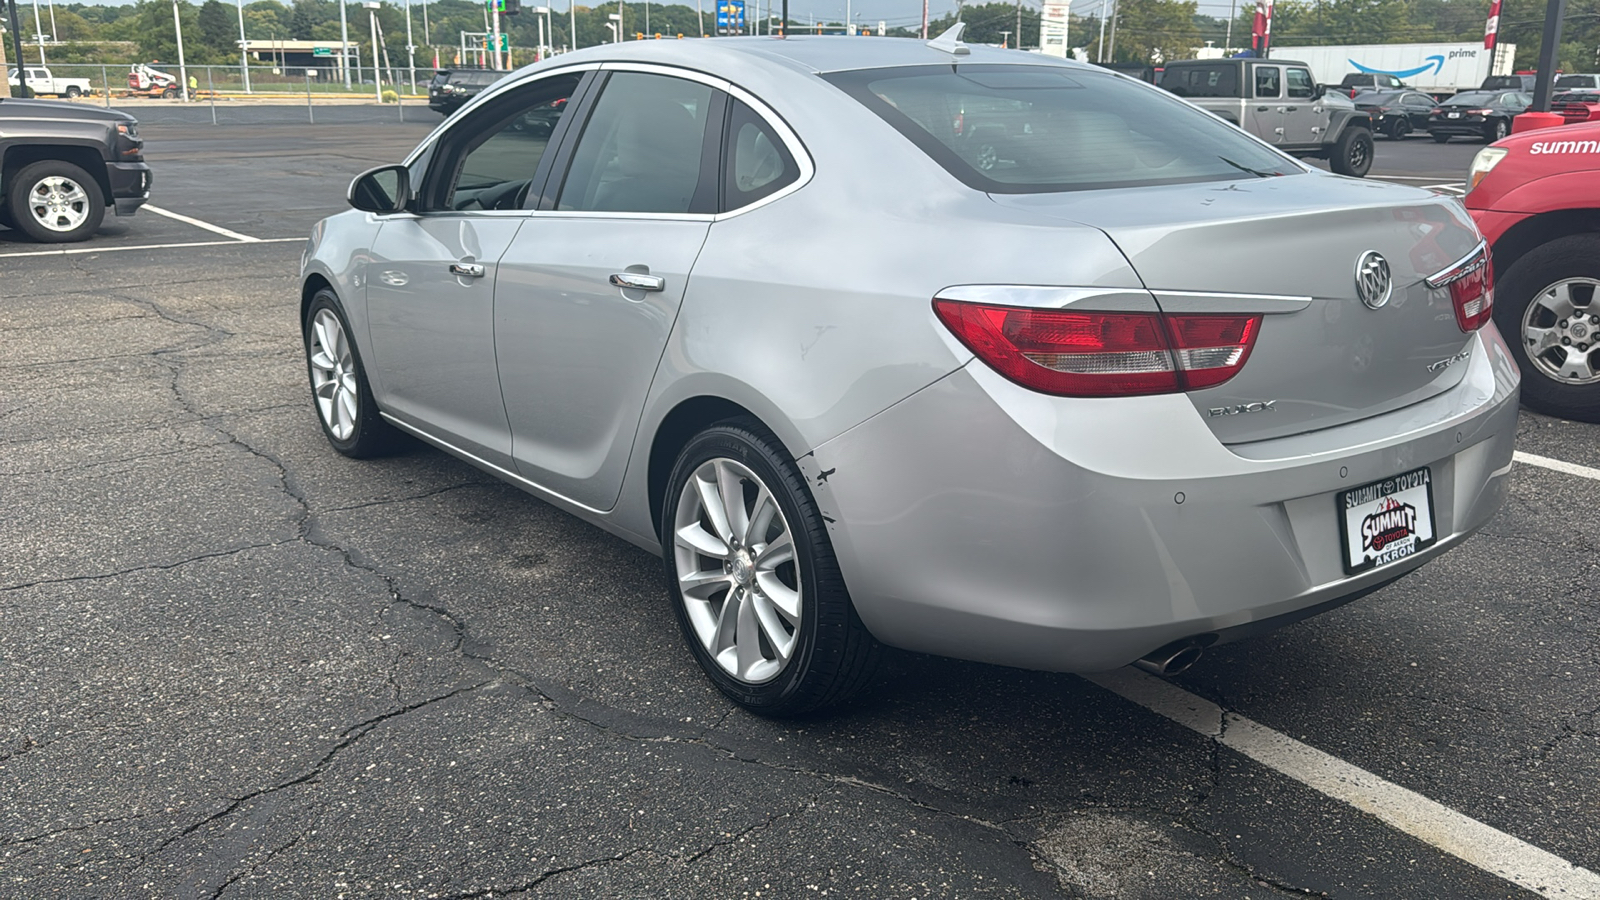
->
[[7, 67, 95, 99]]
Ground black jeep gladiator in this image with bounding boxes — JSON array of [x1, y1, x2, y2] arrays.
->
[[0, 96, 151, 242]]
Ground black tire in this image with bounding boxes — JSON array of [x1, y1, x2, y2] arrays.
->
[[1385, 118, 1409, 140], [302, 289, 405, 457], [161, 86, 179, 99], [5, 160, 106, 243], [1486, 118, 1510, 142], [662, 419, 880, 716], [1329, 126, 1373, 177], [1432, 132, 1451, 143], [1493, 234, 1600, 423], [64, 85, 81, 98]]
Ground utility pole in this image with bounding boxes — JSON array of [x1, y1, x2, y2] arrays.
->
[[236, 0, 250, 92], [491, 0, 502, 67], [365, 1, 381, 99], [571, 0, 578, 48], [404, 0, 415, 92], [30, 0, 43, 65], [1014, 0, 1021, 49], [1107, 0, 1117, 60], [172, 0, 188, 101], [339, 0, 352, 87], [1529, 0, 1567, 112]]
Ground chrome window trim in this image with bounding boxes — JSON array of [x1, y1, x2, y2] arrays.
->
[[395, 60, 814, 223]]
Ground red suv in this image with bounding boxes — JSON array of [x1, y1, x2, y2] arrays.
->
[[1465, 122, 1600, 421]]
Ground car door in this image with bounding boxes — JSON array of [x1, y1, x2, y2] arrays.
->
[[493, 67, 722, 510], [1403, 92, 1434, 129], [363, 70, 586, 468], [1281, 66, 1319, 145], [1248, 64, 1284, 143]]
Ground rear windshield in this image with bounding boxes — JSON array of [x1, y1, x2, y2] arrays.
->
[[1443, 91, 1496, 106], [826, 64, 1299, 194], [1556, 75, 1596, 88], [1159, 64, 1238, 98], [1557, 92, 1600, 103]]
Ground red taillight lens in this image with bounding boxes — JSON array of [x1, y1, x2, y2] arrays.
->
[[932, 299, 1261, 397], [1165, 314, 1262, 389], [1426, 246, 1494, 332]]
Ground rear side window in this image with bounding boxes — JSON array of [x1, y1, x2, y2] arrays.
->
[[722, 99, 798, 210], [1159, 65, 1238, 98], [557, 71, 716, 213], [826, 65, 1300, 194]]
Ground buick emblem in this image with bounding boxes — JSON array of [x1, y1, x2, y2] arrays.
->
[[1355, 251, 1393, 310]]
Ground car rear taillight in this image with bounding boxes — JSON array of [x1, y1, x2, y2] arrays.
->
[[932, 299, 1260, 397], [1424, 244, 1494, 332]]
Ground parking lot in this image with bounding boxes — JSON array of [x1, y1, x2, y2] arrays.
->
[[3, 116, 1599, 899]]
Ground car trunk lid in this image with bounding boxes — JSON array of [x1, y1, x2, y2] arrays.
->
[[989, 174, 1484, 444]]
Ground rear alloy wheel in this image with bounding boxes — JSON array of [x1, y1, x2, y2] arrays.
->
[[1330, 127, 1373, 177], [6, 160, 105, 243], [1385, 118, 1410, 140], [303, 289, 404, 457], [1495, 234, 1600, 422], [664, 420, 879, 716], [1487, 119, 1510, 142], [64, 85, 81, 98]]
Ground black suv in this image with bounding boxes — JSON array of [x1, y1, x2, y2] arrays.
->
[[1338, 72, 1409, 97], [0, 96, 151, 242], [428, 69, 508, 115]]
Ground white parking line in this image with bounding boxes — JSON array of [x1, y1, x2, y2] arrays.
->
[[1086, 669, 1600, 899], [0, 237, 301, 259], [141, 204, 262, 242], [1515, 450, 1600, 482]]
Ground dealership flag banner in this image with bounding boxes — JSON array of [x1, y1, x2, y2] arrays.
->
[[1484, 0, 1502, 49], [1252, 0, 1274, 53]]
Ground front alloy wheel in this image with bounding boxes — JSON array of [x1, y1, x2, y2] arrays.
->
[[302, 289, 402, 457], [6, 160, 105, 243], [1494, 233, 1600, 422]]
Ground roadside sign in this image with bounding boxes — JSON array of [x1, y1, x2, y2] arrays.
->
[[716, 0, 745, 32], [312, 47, 333, 56]]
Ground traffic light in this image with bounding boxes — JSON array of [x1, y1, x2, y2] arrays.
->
[[503, 0, 521, 14]]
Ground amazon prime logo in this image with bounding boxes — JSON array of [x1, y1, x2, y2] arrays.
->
[[1355, 251, 1393, 310]]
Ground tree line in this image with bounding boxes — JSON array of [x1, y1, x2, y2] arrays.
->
[[4, 0, 1593, 74]]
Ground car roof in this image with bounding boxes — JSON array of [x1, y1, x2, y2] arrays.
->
[[545, 34, 1100, 76]]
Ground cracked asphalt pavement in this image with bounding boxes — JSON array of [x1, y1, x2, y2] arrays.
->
[[2, 125, 1597, 899]]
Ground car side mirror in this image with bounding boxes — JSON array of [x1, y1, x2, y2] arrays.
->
[[1313, 83, 1327, 99], [348, 164, 411, 214]]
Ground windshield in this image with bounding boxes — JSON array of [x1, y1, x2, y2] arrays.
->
[[1556, 75, 1594, 88], [826, 64, 1300, 194]]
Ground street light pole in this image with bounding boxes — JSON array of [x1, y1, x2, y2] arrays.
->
[[365, 1, 381, 100], [404, 0, 415, 92], [338, 0, 352, 87], [236, 0, 250, 92], [30, 0, 43, 65], [172, 0, 188, 101]]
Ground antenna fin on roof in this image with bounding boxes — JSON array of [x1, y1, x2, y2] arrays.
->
[[927, 22, 970, 56]]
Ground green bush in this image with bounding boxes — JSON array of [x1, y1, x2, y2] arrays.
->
[[381, 89, 398, 104]]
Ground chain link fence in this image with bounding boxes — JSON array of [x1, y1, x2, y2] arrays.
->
[[10, 63, 448, 126]]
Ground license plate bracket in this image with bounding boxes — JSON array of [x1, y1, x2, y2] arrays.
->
[[1338, 467, 1437, 575]]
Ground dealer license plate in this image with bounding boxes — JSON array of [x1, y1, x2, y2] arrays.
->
[[1338, 467, 1437, 575]]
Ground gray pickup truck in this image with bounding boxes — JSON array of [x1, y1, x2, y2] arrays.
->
[[1159, 58, 1375, 177], [0, 96, 151, 242]]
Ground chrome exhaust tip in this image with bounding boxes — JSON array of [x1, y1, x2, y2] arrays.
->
[[1133, 638, 1208, 677]]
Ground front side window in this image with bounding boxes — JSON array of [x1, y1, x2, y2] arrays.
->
[[1286, 68, 1315, 99], [1254, 66, 1282, 98], [827, 65, 1301, 194], [557, 71, 715, 214], [424, 73, 579, 212]]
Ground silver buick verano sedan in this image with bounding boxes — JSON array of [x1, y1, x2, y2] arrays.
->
[[300, 34, 1520, 715]]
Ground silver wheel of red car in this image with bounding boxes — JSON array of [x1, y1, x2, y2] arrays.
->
[[1494, 234, 1600, 422]]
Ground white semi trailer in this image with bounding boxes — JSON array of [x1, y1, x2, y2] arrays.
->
[[1270, 42, 1516, 96]]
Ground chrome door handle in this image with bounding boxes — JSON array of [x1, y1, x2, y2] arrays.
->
[[610, 272, 665, 292], [450, 262, 485, 278]]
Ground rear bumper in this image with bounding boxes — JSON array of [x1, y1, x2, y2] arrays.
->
[[107, 161, 152, 216], [1429, 120, 1492, 136], [806, 325, 1521, 673]]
